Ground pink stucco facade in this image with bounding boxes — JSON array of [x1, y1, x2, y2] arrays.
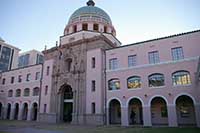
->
[[105, 31, 200, 127]]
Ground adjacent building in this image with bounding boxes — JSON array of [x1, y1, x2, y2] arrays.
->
[[0, 0, 200, 127]]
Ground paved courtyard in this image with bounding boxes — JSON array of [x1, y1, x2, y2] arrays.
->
[[0, 120, 200, 133]]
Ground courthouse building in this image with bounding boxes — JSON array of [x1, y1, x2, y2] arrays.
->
[[0, 0, 200, 127]]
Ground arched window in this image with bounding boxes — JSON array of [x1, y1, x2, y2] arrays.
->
[[108, 79, 120, 90], [172, 71, 191, 85], [149, 73, 165, 87], [33, 87, 39, 96], [16, 89, 21, 97], [127, 76, 141, 89], [24, 88, 30, 96], [8, 90, 13, 97]]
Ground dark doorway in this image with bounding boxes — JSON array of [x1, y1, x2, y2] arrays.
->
[[32, 103, 38, 121], [63, 102, 73, 122], [14, 103, 19, 120], [22, 103, 28, 120], [0, 103, 2, 119], [6, 103, 11, 119]]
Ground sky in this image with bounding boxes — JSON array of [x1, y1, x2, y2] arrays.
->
[[0, 0, 200, 52]]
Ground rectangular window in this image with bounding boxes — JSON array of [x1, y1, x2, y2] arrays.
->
[[18, 54, 30, 67], [93, 24, 99, 31], [109, 58, 118, 70], [91, 102, 95, 114], [36, 54, 44, 64], [92, 57, 95, 68], [44, 104, 47, 113], [104, 26, 107, 33], [128, 55, 137, 67], [26, 73, 31, 81], [2, 78, 6, 85], [46, 66, 50, 76], [91, 80, 96, 92], [11, 77, 14, 84], [45, 85, 48, 95], [171, 47, 184, 61], [82, 23, 88, 30], [35, 72, 40, 80], [18, 75, 22, 83], [148, 51, 160, 64], [0, 46, 11, 71]]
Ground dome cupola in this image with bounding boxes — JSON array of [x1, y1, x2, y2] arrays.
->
[[64, 0, 116, 36]]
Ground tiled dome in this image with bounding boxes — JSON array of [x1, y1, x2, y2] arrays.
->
[[68, 0, 112, 25]]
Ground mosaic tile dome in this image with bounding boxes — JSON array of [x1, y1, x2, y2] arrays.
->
[[68, 0, 112, 25]]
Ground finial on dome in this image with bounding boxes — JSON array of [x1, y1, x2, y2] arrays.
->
[[87, 0, 95, 6]]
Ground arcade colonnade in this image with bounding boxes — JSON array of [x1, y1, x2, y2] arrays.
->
[[0, 101, 38, 121], [107, 94, 200, 127]]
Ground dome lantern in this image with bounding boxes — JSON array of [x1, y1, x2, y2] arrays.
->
[[87, 0, 95, 6]]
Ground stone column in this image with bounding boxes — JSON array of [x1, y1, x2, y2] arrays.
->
[[10, 107, 15, 120], [142, 105, 152, 127], [121, 106, 129, 126], [18, 107, 23, 120], [167, 104, 178, 127], [195, 103, 200, 127], [3, 107, 7, 119], [27, 108, 32, 121]]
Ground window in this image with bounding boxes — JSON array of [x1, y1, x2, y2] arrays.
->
[[44, 104, 47, 113], [148, 51, 159, 64], [104, 26, 107, 33], [91, 80, 96, 92], [128, 55, 137, 67], [0, 46, 12, 71], [45, 85, 48, 95], [171, 47, 184, 61], [24, 88, 30, 96], [127, 76, 141, 89], [35, 72, 40, 80], [36, 54, 44, 64], [73, 25, 77, 33], [26, 73, 31, 81], [65, 58, 72, 72], [18, 54, 30, 67], [91, 102, 95, 114], [82, 23, 88, 30], [16, 89, 21, 97], [18, 75, 22, 83], [11, 77, 14, 84], [46, 66, 50, 76], [172, 71, 191, 86], [2, 78, 5, 85], [92, 57, 95, 68], [109, 58, 118, 70], [148, 73, 165, 87], [8, 90, 13, 97], [33, 87, 39, 96], [108, 79, 120, 90], [93, 24, 99, 31]]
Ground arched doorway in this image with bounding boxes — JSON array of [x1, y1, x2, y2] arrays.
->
[[176, 95, 196, 126], [128, 98, 143, 125], [151, 97, 168, 125], [60, 84, 73, 122], [6, 103, 11, 119], [14, 103, 19, 120], [0, 102, 2, 119], [31, 103, 38, 121], [109, 99, 121, 124], [22, 103, 28, 120]]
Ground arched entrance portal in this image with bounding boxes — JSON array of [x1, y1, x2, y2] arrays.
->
[[176, 95, 196, 126], [31, 103, 38, 121], [128, 98, 143, 125], [14, 103, 19, 120], [109, 99, 121, 124], [6, 103, 11, 119], [22, 103, 28, 120], [0, 103, 3, 119], [151, 97, 168, 125], [60, 84, 73, 122]]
